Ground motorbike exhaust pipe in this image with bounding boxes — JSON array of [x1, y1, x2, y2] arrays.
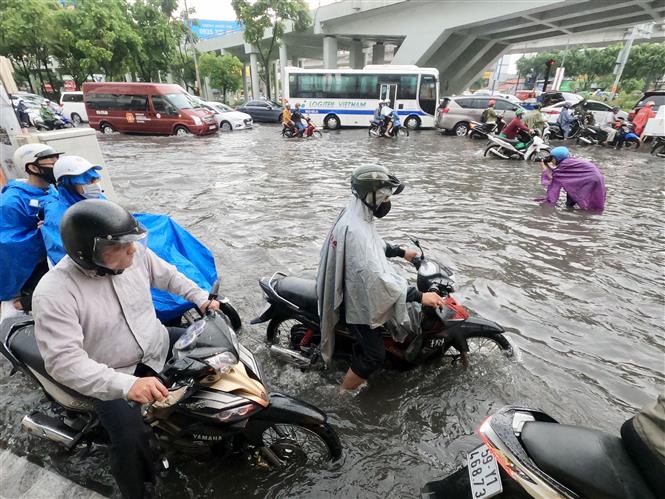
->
[[21, 412, 78, 447], [269, 345, 313, 369]]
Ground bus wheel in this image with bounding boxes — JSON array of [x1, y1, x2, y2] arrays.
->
[[174, 125, 190, 136], [324, 114, 341, 130], [100, 122, 115, 134], [404, 116, 420, 130]]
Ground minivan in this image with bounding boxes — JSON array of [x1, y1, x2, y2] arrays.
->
[[83, 83, 218, 136], [435, 96, 522, 136], [60, 91, 88, 125]]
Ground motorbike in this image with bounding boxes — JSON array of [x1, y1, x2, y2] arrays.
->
[[612, 120, 640, 149], [484, 130, 551, 161], [468, 117, 505, 140], [547, 118, 581, 140], [33, 112, 74, 131], [251, 239, 512, 371], [421, 405, 660, 499], [369, 117, 409, 138], [282, 116, 322, 139], [650, 136, 665, 157], [0, 282, 342, 469], [576, 120, 640, 150]]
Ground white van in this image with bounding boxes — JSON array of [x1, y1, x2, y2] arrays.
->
[[60, 91, 88, 125]]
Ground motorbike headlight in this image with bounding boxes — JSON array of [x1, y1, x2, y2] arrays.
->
[[192, 116, 202, 126], [204, 351, 238, 375], [215, 402, 261, 422]]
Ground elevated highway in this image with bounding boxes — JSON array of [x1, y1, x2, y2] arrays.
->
[[198, 0, 664, 97]]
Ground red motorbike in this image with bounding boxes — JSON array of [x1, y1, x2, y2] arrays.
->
[[282, 116, 322, 139]]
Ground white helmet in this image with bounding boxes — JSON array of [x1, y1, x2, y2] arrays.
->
[[54, 155, 102, 182], [12, 144, 62, 170]]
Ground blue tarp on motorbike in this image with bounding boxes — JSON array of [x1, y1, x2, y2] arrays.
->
[[0, 181, 57, 300], [42, 192, 217, 321]]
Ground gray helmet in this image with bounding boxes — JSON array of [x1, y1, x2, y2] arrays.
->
[[351, 165, 403, 208]]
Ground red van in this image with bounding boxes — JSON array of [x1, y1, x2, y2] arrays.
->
[[82, 82, 218, 136]]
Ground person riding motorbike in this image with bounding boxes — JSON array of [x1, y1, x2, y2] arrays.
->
[[633, 100, 656, 138], [14, 98, 30, 129], [316, 165, 448, 392], [32, 199, 221, 499], [557, 102, 576, 138], [281, 102, 295, 133], [481, 99, 499, 125], [292, 102, 306, 137], [598, 106, 621, 145], [0, 144, 61, 319], [538, 146, 606, 212], [499, 108, 532, 141], [42, 155, 218, 324], [385, 109, 401, 137], [372, 100, 386, 126], [39, 100, 57, 128], [524, 102, 546, 136]]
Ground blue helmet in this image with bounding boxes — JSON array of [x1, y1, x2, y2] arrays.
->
[[550, 146, 570, 162]]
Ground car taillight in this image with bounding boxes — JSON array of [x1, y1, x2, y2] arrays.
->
[[545, 110, 560, 115], [439, 107, 449, 113]]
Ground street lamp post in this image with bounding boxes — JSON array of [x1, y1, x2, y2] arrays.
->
[[183, 0, 202, 96]]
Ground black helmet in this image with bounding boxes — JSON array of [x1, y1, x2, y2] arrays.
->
[[60, 199, 147, 275], [351, 165, 404, 209]]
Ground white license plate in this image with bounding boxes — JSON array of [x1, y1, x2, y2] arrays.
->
[[467, 445, 502, 498], [209, 124, 217, 129]]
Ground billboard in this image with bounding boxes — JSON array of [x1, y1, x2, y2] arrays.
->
[[190, 19, 241, 40]]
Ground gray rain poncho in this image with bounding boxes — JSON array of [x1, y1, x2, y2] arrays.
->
[[316, 190, 411, 364]]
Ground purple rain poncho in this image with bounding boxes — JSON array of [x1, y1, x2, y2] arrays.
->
[[539, 157, 606, 212]]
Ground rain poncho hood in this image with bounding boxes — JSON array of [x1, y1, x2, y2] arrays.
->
[[539, 157, 606, 212], [316, 193, 409, 364], [0, 180, 57, 300], [41, 194, 217, 321]]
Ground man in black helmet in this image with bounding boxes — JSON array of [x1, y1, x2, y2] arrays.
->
[[32, 199, 221, 499], [317, 165, 447, 392]]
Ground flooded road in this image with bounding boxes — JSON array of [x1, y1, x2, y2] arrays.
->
[[1, 124, 663, 497]]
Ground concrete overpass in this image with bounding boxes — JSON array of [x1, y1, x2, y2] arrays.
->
[[198, 0, 665, 98]]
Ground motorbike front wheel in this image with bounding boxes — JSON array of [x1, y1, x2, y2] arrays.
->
[[622, 138, 641, 150], [396, 127, 409, 138], [484, 144, 509, 159], [368, 125, 381, 138], [444, 331, 513, 358], [259, 422, 342, 465], [311, 130, 323, 138]]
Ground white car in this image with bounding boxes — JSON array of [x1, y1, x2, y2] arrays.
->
[[542, 99, 628, 124], [474, 90, 522, 105], [60, 91, 88, 125], [201, 101, 253, 131]]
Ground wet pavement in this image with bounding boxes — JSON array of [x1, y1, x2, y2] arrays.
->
[[0, 124, 663, 498]]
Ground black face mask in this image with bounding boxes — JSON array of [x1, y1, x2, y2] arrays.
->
[[28, 165, 56, 184], [373, 200, 392, 218]]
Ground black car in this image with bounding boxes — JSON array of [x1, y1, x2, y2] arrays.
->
[[235, 99, 283, 123]]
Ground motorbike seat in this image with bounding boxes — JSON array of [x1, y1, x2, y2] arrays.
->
[[275, 277, 318, 313], [9, 323, 94, 412], [521, 421, 655, 499]]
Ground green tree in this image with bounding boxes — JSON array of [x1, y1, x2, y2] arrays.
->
[[199, 52, 243, 102], [623, 42, 665, 91], [231, 0, 310, 99], [0, 0, 59, 93]]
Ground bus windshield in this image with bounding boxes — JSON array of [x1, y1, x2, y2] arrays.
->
[[166, 93, 201, 110]]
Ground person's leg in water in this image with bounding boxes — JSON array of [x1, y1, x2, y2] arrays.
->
[[565, 192, 577, 209], [341, 324, 385, 392]]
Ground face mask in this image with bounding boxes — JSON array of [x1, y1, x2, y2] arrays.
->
[[81, 183, 103, 199], [373, 200, 392, 218], [29, 165, 56, 184]]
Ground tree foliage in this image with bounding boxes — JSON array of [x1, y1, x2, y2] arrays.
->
[[199, 52, 243, 102], [516, 42, 665, 92], [232, 0, 310, 99]]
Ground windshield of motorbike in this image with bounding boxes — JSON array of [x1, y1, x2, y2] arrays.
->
[[173, 313, 239, 360]]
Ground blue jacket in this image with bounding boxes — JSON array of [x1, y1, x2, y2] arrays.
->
[[41, 190, 218, 322], [0, 181, 57, 300]]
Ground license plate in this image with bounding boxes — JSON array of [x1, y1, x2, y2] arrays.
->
[[467, 445, 502, 498], [209, 124, 216, 129]]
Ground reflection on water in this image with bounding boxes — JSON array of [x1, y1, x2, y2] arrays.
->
[[1, 125, 663, 497]]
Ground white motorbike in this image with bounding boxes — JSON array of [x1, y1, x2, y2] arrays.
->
[[484, 130, 551, 161]]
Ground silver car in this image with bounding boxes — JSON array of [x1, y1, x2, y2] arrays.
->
[[435, 96, 523, 136]]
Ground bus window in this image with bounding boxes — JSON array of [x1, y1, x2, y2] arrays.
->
[[357, 75, 379, 99], [397, 75, 417, 100], [419, 75, 437, 115]]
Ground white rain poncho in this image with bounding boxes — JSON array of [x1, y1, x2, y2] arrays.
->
[[316, 190, 411, 364]]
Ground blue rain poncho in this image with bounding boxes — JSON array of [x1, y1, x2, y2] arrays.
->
[[42, 172, 217, 322], [0, 181, 57, 300]]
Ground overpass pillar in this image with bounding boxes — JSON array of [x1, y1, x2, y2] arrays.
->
[[279, 43, 288, 99], [323, 35, 338, 69], [249, 52, 260, 99], [242, 65, 249, 101], [372, 42, 385, 64], [349, 39, 364, 69]]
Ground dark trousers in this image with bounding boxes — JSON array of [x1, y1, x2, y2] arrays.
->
[[349, 324, 386, 380], [94, 326, 186, 499]]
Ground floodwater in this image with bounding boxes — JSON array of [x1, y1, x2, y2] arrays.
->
[[1, 124, 663, 498]]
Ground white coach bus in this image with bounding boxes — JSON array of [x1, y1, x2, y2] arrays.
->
[[284, 65, 439, 130]]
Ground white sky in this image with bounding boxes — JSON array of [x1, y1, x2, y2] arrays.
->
[[183, 0, 336, 21]]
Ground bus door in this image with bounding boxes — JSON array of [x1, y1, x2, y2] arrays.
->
[[379, 84, 398, 109]]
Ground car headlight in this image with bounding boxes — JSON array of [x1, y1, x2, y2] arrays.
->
[[192, 116, 202, 125], [204, 351, 238, 375]]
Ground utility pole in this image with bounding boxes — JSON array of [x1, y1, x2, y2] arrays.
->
[[183, 0, 202, 96], [610, 26, 638, 100]]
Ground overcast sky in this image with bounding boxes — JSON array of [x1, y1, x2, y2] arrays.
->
[[183, 0, 336, 21]]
